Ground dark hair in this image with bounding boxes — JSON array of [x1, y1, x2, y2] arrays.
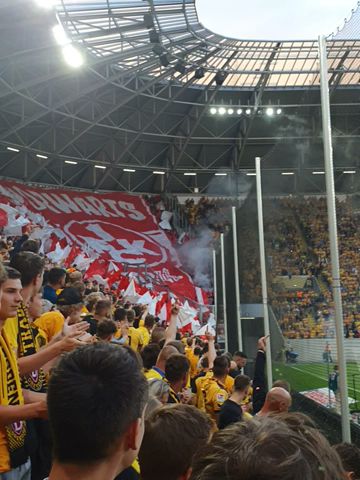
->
[[114, 307, 127, 322], [20, 239, 40, 254], [144, 314, 156, 329], [4, 266, 21, 280], [151, 326, 166, 345], [95, 300, 111, 315], [10, 252, 45, 287], [234, 374, 251, 392], [165, 355, 189, 383], [0, 262, 7, 286], [126, 309, 135, 324], [139, 404, 212, 480], [48, 267, 66, 286], [48, 343, 148, 464], [213, 355, 230, 377], [200, 357, 209, 369], [233, 351, 247, 359], [0, 240, 8, 251], [334, 443, 360, 478], [141, 343, 161, 370], [190, 416, 345, 480], [96, 320, 117, 340], [194, 346, 202, 356]]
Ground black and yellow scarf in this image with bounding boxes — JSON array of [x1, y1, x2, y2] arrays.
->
[[0, 330, 28, 468], [17, 303, 47, 393]]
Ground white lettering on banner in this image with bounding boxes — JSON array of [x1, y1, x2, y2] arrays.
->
[[74, 198, 101, 216], [13, 187, 48, 211], [42, 193, 81, 214], [154, 268, 183, 283], [102, 200, 126, 218], [118, 201, 145, 221], [86, 197, 112, 217]]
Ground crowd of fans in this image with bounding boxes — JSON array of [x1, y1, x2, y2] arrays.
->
[[2, 234, 360, 479]]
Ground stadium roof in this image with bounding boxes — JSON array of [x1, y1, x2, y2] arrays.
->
[[0, 0, 359, 195]]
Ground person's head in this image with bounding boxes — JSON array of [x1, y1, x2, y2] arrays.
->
[[141, 343, 161, 370], [144, 314, 156, 332], [0, 240, 9, 261], [28, 292, 43, 321], [94, 299, 112, 318], [233, 374, 251, 396], [67, 270, 82, 285], [186, 337, 193, 347], [114, 307, 128, 323], [273, 379, 291, 392], [139, 404, 212, 480], [126, 309, 135, 325], [165, 354, 190, 391], [20, 239, 40, 254], [151, 326, 166, 345], [48, 344, 148, 475], [85, 292, 104, 313], [0, 267, 22, 320], [156, 345, 178, 371], [334, 443, 360, 480], [56, 287, 84, 324], [10, 251, 45, 295], [167, 340, 186, 355], [200, 356, 209, 371], [97, 320, 117, 342], [233, 351, 248, 369], [260, 387, 292, 415], [148, 378, 170, 405], [213, 355, 230, 380], [48, 267, 66, 289], [190, 416, 345, 480], [0, 262, 8, 306]]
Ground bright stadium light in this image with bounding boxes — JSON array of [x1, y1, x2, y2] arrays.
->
[[281, 172, 295, 176], [34, 0, 56, 9], [52, 25, 70, 46], [95, 165, 106, 170], [62, 44, 84, 68], [215, 173, 228, 176], [218, 107, 226, 115], [65, 160, 78, 165], [312, 171, 325, 175], [184, 172, 197, 176], [245, 108, 252, 115], [36, 154, 48, 159], [277, 108, 283, 115], [123, 168, 136, 172], [227, 108, 234, 115], [153, 171, 165, 175], [236, 108, 243, 115], [246, 172, 256, 176], [7, 147, 20, 152], [210, 107, 217, 115], [266, 107, 274, 117], [343, 170, 356, 174]]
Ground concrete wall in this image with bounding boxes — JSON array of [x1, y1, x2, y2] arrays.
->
[[288, 339, 360, 363]]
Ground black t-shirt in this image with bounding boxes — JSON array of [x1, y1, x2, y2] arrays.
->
[[83, 314, 98, 336], [218, 399, 243, 430]]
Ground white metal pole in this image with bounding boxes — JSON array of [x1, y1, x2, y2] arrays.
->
[[232, 206, 243, 351], [212, 249, 218, 321], [255, 157, 273, 389], [220, 233, 229, 352], [319, 35, 351, 442]]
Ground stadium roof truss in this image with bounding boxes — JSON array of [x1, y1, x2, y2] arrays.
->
[[0, 0, 359, 195]]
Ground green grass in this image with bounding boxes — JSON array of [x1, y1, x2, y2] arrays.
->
[[273, 362, 360, 403]]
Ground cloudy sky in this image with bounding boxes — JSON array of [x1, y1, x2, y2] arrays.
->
[[196, 0, 357, 39]]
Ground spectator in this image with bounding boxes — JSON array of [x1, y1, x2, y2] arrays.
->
[[138, 314, 156, 347], [148, 378, 170, 407], [201, 355, 232, 422], [141, 343, 161, 373], [257, 387, 292, 417], [96, 319, 117, 342], [47, 343, 148, 480], [139, 404, 212, 480], [334, 443, 360, 480], [230, 351, 248, 377], [190, 416, 345, 480], [144, 345, 177, 380], [43, 268, 66, 304], [218, 374, 251, 429], [83, 299, 111, 336], [164, 354, 190, 404]]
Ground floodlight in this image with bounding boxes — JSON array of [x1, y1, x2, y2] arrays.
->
[[281, 172, 295, 176], [210, 107, 217, 115], [143, 14, 155, 29], [194, 67, 205, 79], [218, 107, 226, 115], [149, 30, 160, 44], [184, 172, 197, 176], [7, 147, 20, 152], [95, 165, 106, 170], [36, 154, 48, 159], [237, 108, 243, 115], [153, 171, 165, 175], [159, 54, 170, 67], [276, 108, 282, 115], [174, 61, 186, 74], [62, 44, 84, 68], [312, 171, 325, 175], [65, 160, 78, 165], [215, 173, 227, 176], [266, 107, 274, 116], [344, 170, 356, 174], [123, 168, 136, 172], [227, 108, 234, 115], [245, 108, 252, 115], [215, 70, 226, 86]]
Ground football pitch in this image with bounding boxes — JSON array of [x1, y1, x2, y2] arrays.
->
[[273, 362, 360, 403]]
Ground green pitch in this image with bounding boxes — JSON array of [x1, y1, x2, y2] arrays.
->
[[273, 362, 360, 402]]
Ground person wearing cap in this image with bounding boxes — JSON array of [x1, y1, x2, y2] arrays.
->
[[34, 287, 85, 342]]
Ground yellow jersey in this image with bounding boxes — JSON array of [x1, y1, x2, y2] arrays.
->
[[202, 377, 229, 421], [34, 311, 65, 342], [144, 367, 164, 380], [137, 326, 150, 347], [128, 326, 143, 352]]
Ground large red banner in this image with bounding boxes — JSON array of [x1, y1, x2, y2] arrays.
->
[[0, 181, 198, 301]]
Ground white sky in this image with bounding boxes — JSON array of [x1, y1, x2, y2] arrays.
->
[[196, 0, 357, 40]]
